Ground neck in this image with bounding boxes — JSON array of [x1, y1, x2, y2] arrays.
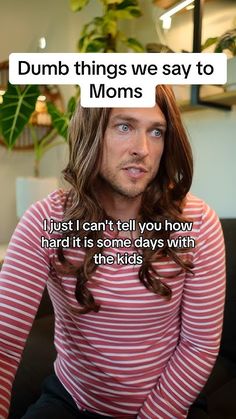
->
[[105, 196, 142, 222], [98, 188, 142, 222]]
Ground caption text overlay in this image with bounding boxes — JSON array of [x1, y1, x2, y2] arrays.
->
[[41, 219, 195, 265], [9, 52, 227, 107]]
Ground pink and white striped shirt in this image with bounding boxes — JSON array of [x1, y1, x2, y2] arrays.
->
[[0, 190, 225, 418]]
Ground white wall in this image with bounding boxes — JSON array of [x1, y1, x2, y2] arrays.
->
[[183, 107, 236, 217], [163, 0, 236, 218], [0, 0, 236, 244], [0, 0, 100, 243]]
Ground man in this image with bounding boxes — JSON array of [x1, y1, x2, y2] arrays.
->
[[0, 85, 225, 418]]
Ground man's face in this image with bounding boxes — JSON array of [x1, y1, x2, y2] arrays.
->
[[99, 105, 166, 200]]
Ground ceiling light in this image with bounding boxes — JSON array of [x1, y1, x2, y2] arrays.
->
[[38, 37, 47, 50], [162, 16, 172, 29], [159, 0, 194, 21]]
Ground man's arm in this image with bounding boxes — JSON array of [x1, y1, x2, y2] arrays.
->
[[137, 205, 225, 419], [0, 199, 51, 418]]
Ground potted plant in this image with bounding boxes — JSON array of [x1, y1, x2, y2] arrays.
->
[[0, 83, 75, 217], [70, 0, 144, 52], [202, 27, 236, 90]]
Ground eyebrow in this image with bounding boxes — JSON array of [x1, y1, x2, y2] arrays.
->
[[109, 114, 167, 128]]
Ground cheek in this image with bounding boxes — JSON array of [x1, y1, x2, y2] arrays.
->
[[100, 139, 119, 173], [103, 136, 126, 163], [151, 142, 165, 166]]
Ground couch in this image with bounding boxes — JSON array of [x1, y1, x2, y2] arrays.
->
[[8, 219, 236, 419]]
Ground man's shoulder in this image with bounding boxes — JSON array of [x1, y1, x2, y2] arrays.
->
[[43, 188, 70, 208], [183, 192, 220, 231], [183, 192, 209, 213], [39, 188, 71, 219], [21, 188, 70, 223]]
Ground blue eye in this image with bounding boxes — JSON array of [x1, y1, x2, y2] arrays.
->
[[152, 129, 162, 138], [118, 123, 129, 132]]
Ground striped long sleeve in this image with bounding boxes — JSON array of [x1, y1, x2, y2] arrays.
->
[[0, 190, 226, 418], [137, 204, 226, 418]]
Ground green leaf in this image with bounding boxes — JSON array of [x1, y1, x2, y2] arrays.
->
[[47, 102, 69, 140], [146, 42, 174, 53], [79, 33, 107, 52], [85, 39, 107, 52], [70, 0, 90, 12], [105, 0, 124, 4], [0, 83, 39, 149], [213, 29, 236, 54], [215, 38, 236, 54], [103, 16, 118, 37], [79, 17, 105, 51], [93, 16, 104, 26], [67, 96, 76, 116], [116, 0, 140, 9], [125, 37, 144, 52], [78, 35, 86, 51], [0, 102, 3, 137], [112, 6, 142, 19], [201, 37, 218, 51], [80, 22, 93, 37]]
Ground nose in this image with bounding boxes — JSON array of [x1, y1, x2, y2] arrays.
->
[[129, 130, 149, 158]]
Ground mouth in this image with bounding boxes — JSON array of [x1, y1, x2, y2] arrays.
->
[[123, 165, 147, 172], [122, 166, 148, 179]]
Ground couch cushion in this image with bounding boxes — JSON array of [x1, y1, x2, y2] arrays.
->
[[219, 219, 236, 363], [9, 314, 56, 419]]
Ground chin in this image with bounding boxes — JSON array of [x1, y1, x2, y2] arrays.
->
[[99, 172, 153, 199], [112, 183, 147, 199]]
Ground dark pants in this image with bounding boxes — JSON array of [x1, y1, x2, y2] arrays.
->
[[22, 373, 112, 419], [22, 372, 209, 419]]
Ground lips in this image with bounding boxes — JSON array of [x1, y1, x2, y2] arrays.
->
[[122, 166, 148, 179], [123, 165, 147, 173]]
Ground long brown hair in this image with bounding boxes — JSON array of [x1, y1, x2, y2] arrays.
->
[[57, 85, 193, 314]]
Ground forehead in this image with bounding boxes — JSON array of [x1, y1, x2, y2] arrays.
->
[[108, 105, 166, 126]]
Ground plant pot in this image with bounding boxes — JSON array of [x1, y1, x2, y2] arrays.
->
[[16, 177, 58, 218], [226, 57, 236, 91]]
